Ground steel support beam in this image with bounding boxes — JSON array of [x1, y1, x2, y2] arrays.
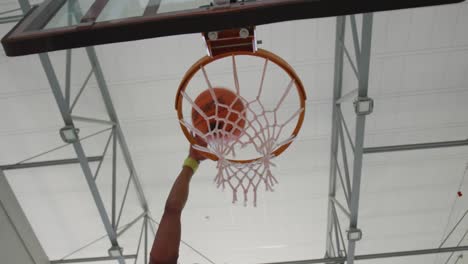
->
[[50, 255, 137, 264], [80, 0, 110, 24], [16, 6, 126, 260], [262, 245, 468, 264], [443, 229, 468, 264], [15, 2, 150, 262], [72, 115, 116, 126], [70, 68, 94, 112], [0, 14, 23, 24], [0, 14, 23, 20], [66, 2, 148, 214], [338, 108, 355, 153], [345, 13, 373, 264], [0, 156, 102, 171], [342, 45, 359, 79], [0, 7, 21, 16], [325, 15, 346, 258], [144, 216, 149, 264], [85, 46, 149, 212], [325, 13, 373, 264], [144, 0, 162, 16], [116, 212, 146, 238], [0, 19, 22, 25], [337, 114, 353, 204], [65, 49, 72, 108], [349, 15, 361, 70], [16, 0, 126, 257], [330, 197, 350, 219], [112, 127, 117, 229], [17, 0, 31, 15], [37, 52, 125, 264], [364, 139, 468, 154]]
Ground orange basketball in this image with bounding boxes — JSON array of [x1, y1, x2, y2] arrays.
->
[[192, 88, 246, 140]]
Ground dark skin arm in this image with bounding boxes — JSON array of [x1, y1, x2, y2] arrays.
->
[[150, 140, 206, 264], [149, 167, 193, 263], [164, 142, 206, 211]]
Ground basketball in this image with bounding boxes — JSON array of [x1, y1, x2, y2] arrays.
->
[[191, 88, 246, 140]]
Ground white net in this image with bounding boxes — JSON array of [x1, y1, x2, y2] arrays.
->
[[178, 53, 305, 206]]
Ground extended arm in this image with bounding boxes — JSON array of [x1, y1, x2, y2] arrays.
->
[[149, 166, 194, 264], [149, 142, 206, 264]]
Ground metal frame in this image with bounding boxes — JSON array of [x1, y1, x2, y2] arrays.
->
[[1, 1, 155, 263], [364, 139, 468, 153], [143, 0, 162, 16], [0, 156, 102, 170], [0, 14, 23, 24], [0, 6, 23, 24], [321, 12, 468, 264], [263, 245, 468, 264], [50, 255, 137, 264], [325, 13, 374, 264]]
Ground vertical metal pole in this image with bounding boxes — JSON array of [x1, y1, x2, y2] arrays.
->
[[349, 15, 362, 71], [337, 113, 352, 206], [65, 50, 72, 108], [17, 0, 31, 13], [112, 128, 117, 229], [332, 205, 342, 256], [346, 13, 373, 264], [333, 205, 347, 256], [134, 221, 146, 264], [325, 16, 346, 258], [144, 216, 148, 264], [65, 1, 73, 108]]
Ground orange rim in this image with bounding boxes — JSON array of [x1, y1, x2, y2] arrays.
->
[[175, 49, 307, 163]]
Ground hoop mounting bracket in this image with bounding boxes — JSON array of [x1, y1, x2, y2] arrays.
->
[[203, 26, 257, 57]]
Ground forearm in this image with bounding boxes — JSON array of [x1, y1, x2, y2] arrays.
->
[[165, 166, 195, 212], [150, 146, 205, 263]]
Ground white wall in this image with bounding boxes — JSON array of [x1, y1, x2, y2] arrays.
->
[[0, 204, 38, 264], [0, 170, 49, 264]]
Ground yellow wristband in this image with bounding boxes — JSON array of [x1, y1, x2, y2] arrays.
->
[[183, 157, 199, 173]]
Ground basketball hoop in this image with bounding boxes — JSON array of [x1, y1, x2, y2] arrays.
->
[[175, 49, 306, 206]]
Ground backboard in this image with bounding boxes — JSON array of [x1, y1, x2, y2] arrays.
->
[[2, 0, 465, 56]]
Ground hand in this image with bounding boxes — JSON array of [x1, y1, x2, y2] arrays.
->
[[189, 135, 208, 162]]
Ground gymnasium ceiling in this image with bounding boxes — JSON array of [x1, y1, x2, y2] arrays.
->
[[1, 1, 468, 263]]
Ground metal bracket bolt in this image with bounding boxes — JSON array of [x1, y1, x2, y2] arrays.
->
[[239, 28, 249, 38], [207, 31, 218, 41]]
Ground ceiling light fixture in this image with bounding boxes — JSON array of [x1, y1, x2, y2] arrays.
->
[[59, 125, 80, 143]]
